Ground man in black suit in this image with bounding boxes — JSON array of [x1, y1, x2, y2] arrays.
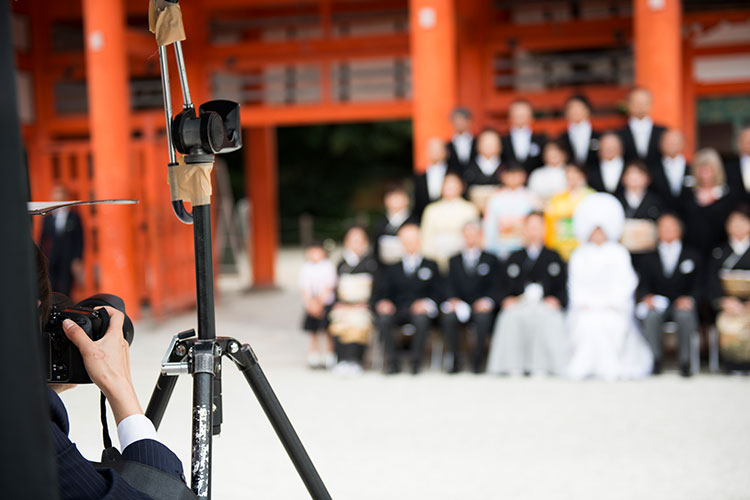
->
[[373, 223, 442, 374], [371, 184, 418, 265], [502, 99, 546, 174], [413, 137, 450, 221], [617, 161, 664, 221], [486, 212, 568, 376], [587, 132, 625, 194], [619, 87, 666, 166], [558, 95, 600, 170], [440, 220, 502, 373], [649, 129, 692, 216], [446, 107, 476, 175], [635, 213, 701, 376], [724, 127, 750, 204], [39, 184, 84, 296]]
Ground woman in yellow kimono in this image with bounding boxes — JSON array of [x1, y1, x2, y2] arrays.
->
[[544, 163, 595, 260]]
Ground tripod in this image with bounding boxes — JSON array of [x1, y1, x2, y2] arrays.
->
[[143, 5, 332, 499]]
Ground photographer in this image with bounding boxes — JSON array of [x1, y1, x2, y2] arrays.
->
[[37, 247, 185, 499]]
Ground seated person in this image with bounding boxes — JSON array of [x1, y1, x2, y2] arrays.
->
[[483, 164, 540, 259], [527, 140, 568, 205], [330, 226, 378, 376], [420, 172, 480, 272], [707, 206, 750, 372], [414, 137, 451, 221], [486, 212, 568, 376], [544, 163, 595, 261], [566, 193, 653, 380], [616, 161, 664, 260], [635, 213, 701, 376], [372, 184, 418, 265], [463, 128, 503, 212], [373, 224, 442, 374], [35, 247, 185, 499], [440, 221, 502, 374]]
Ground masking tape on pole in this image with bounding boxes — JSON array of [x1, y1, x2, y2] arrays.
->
[[148, 0, 186, 47], [168, 158, 213, 207]]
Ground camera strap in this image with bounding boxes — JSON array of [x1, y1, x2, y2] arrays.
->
[[100, 392, 113, 450]]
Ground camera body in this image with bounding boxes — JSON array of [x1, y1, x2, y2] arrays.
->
[[43, 294, 134, 384]]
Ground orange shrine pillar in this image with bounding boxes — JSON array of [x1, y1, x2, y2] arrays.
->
[[82, 0, 139, 315], [245, 127, 278, 288], [409, 0, 457, 172], [633, 0, 683, 129]]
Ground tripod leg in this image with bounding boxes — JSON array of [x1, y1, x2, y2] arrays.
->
[[191, 341, 217, 500], [145, 374, 178, 430], [230, 345, 332, 500]]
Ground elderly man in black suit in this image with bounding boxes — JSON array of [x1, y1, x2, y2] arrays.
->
[[440, 220, 502, 373], [371, 184, 418, 265], [725, 127, 750, 204], [39, 184, 84, 296], [558, 95, 600, 170], [446, 107, 477, 175], [650, 129, 691, 215], [414, 137, 451, 221], [587, 132, 626, 194], [373, 223, 442, 374], [619, 87, 667, 166], [502, 99, 546, 174], [635, 213, 701, 376]]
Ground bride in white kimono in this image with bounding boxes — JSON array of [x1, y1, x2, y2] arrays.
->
[[566, 193, 653, 380]]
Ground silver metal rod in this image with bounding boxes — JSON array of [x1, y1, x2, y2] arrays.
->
[[158, 45, 177, 165], [173, 41, 193, 109]]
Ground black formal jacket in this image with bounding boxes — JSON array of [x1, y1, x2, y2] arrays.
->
[[616, 189, 664, 220], [372, 257, 443, 311], [619, 122, 667, 166], [371, 212, 419, 264], [500, 247, 567, 308], [49, 388, 184, 499], [586, 160, 626, 195], [558, 129, 601, 170], [707, 243, 750, 305], [648, 158, 693, 216], [724, 156, 750, 205], [635, 244, 702, 303], [39, 211, 84, 295], [501, 132, 546, 174], [463, 159, 503, 190], [682, 188, 735, 263], [445, 250, 503, 306], [447, 137, 477, 176]]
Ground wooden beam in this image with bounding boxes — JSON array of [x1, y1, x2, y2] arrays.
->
[[239, 100, 412, 126]]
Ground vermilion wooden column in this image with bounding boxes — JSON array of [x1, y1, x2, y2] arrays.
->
[[455, 1, 486, 129], [82, 0, 139, 316], [409, 0, 457, 172], [633, 0, 683, 129], [245, 127, 278, 288]]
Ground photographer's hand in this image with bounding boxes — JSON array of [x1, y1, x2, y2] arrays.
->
[[62, 307, 143, 424]]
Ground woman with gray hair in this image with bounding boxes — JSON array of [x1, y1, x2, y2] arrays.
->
[[682, 147, 736, 263]]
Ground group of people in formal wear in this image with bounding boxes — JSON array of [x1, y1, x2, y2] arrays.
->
[[300, 87, 750, 379]]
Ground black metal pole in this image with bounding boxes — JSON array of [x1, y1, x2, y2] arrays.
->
[[192, 204, 216, 341], [231, 345, 333, 500]]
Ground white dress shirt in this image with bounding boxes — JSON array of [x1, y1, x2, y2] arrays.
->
[[343, 249, 361, 268], [526, 244, 542, 261], [452, 132, 473, 164], [600, 157, 624, 193], [629, 116, 654, 158], [386, 209, 410, 230], [662, 155, 687, 197], [403, 254, 423, 275], [624, 189, 645, 210], [55, 209, 69, 233], [658, 240, 682, 277], [510, 127, 532, 162], [476, 155, 501, 177], [117, 414, 161, 451], [730, 237, 750, 258], [568, 120, 592, 164], [741, 154, 750, 192], [462, 247, 481, 270], [425, 162, 447, 201]]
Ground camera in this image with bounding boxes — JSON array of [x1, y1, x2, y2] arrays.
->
[[43, 293, 134, 384]]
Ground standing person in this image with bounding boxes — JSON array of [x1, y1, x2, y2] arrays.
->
[[566, 193, 653, 380], [463, 128, 504, 212], [558, 95, 600, 170], [587, 132, 626, 194], [299, 241, 338, 369], [372, 184, 418, 265], [39, 184, 84, 297], [330, 226, 378, 376], [483, 164, 539, 259], [446, 107, 476, 175], [373, 224, 442, 374], [682, 148, 735, 264], [544, 164, 595, 261], [724, 127, 750, 204], [619, 87, 667, 166], [616, 161, 664, 261], [414, 137, 450, 221], [635, 213, 701, 376], [487, 212, 568, 377], [650, 129, 692, 216], [502, 99, 546, 174], [527, 140, 569, 205], [420, 173, 480, 272], [440, 221, 502, 374]]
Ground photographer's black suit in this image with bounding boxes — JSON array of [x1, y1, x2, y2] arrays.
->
[[49, 388, 184, 499], [40, 211, 83, 296]]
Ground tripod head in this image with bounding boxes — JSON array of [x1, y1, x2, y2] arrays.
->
[[172, 100, 242, 157]]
